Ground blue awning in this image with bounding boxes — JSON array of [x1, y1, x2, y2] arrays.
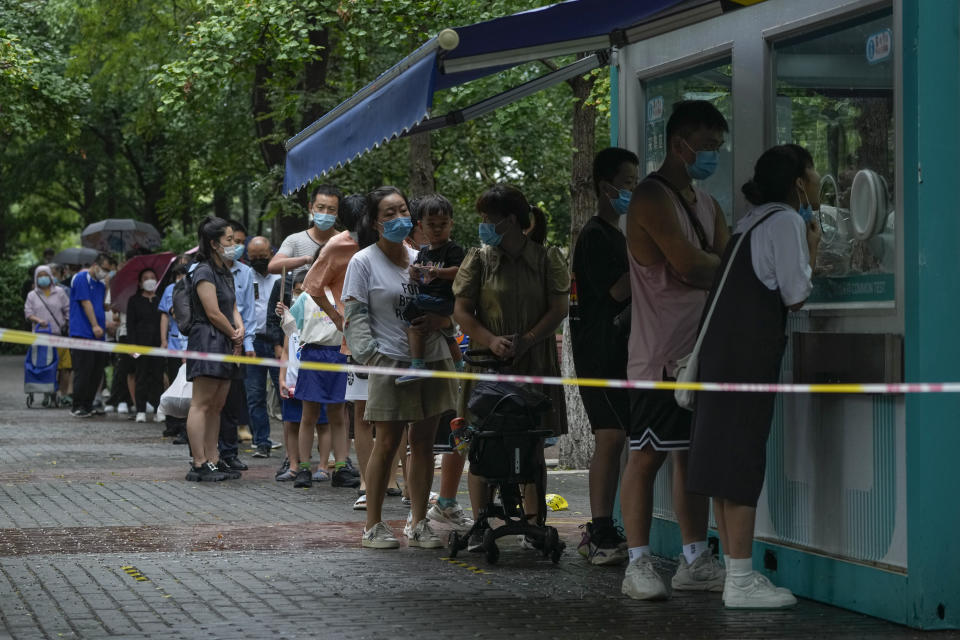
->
[[283, 0, 718, 194]]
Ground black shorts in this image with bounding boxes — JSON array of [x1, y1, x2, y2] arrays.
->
[[579, 386, 628, 432], [401, 294, 455, 322], [629, 388, 691, 451]]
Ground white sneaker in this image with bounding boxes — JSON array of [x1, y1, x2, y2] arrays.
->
[[361, 522, 400, 549], [135, 412, 147, 423], [353, 494, 367, 511], [154, 408, 166, 423], [103, 404, 115, 413], [407, 519, 443, 549], [146, 402, 155, 413], [723, 572, 797, 609], [622, 555, 668, 600], [117, 402, 129, 415], [427, 502, 474, 532], [403, 511, 414, 537], [672, 552, 725, 592]]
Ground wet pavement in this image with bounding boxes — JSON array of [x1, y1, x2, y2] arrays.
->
[[0, 355, 956, 639]]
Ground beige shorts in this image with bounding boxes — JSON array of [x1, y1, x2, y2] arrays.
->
[[363, 353, 457, 423]]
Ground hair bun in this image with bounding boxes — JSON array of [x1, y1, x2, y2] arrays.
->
[[741, 179, 765, 205]]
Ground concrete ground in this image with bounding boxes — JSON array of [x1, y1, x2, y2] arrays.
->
[[0, 355, 955, 639]]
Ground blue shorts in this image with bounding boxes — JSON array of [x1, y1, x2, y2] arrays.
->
[[294, 345, 348, 404], [281, 397, 328, 425]]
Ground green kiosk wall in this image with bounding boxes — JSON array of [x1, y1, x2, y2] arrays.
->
[[610, 0, 959, 629]]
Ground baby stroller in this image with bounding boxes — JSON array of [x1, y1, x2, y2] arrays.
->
[[25, 327, 59, 408], [447, 349, 565, 564]]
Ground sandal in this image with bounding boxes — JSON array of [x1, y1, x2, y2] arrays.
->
[[353, 494, 367, 510]]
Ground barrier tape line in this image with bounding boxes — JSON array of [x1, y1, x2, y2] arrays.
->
[[4, 327, 954, 395]]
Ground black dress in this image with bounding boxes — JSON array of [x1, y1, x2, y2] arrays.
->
[[126, 292, 164, 412], [686, 210, 788, 507], [186, 261, 242, 381]]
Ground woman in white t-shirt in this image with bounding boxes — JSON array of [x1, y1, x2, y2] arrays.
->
[[342, 186, 457, 550]]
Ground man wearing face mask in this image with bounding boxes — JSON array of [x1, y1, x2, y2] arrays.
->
[[620, 100, 731, 601], [268, 185, 342, 277], [68, 252, 118, 418], [570, 147, 639, 567], [244, 236, 281, 458]]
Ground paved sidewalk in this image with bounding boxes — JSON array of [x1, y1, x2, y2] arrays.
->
[[0, 355, 955, 639]]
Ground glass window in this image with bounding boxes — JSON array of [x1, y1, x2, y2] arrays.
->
[[642, 59, 733, 221], [774, 11, 895, 305]]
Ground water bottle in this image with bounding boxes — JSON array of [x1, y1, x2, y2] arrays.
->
[[450, 416, 469, 454]]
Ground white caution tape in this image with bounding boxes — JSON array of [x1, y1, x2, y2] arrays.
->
[[3, 327, 955, 394]]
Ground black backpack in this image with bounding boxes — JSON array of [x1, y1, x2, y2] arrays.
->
[[171, 271, 195, 335], [467, 381, 552, 431]]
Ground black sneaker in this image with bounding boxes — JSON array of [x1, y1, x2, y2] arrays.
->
[[252, 444, 271, 458], [71, 408, 93, 418], [161, 423, 179, 437], [172, 431, 189, 445], [275, 456, 290, 478], [331, 466, 361, 488], [221, 455, 248, 471], [214, 461, 242, 480], [185, 462, 227, 482], [467, 527, 486, 552], [293, 469, 312, 488], [344, 457, 361, 478]]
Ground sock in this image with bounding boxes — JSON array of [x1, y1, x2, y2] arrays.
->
[[727, 557, 753, 585], [335, 461, 346, 470], [437, 497, 456, 509], [410, 358, 426, 369], [683, 540, 709, 564], [627, 546, 650, 563], [299, 462, 311, 471]]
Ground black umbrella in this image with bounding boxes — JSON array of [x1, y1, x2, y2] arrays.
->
[[51, 247, 99, 266], [81, 218, 162, 254]]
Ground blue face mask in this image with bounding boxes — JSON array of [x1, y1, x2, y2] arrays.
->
[[313, 213, 337, 230], [220, 244, 243, 262], [797, 188, 814, 222], [37, 276, 51, 288], [682, 139, 719, 180], [106, 270, 116, 280], [478, 222, 503, 247], [380, 216, 413, 243], [610, 188, 633, 216]]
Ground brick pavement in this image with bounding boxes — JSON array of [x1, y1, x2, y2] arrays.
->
[[0, 356, 955, 639]]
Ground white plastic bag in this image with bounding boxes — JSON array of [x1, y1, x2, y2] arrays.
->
[[673, 352, 698, 411], [159, 363, 192, 418]]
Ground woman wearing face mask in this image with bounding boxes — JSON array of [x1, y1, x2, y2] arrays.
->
[[185, 216, 245, 482], [125, 268, 165, 424], [342, 186, 457, 549], [452, 183, 570, 548], [686, 144, 821, 609], [25, 265, 70, 336]]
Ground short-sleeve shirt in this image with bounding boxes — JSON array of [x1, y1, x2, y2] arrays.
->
[[341, 244, 449, 362], [278, 229, 323, 277], [570, 216, 630, 372], [158, 283, 186, 351], [414, 240, 465, 301], [192, 261, 236, 332], [736, 206, 812, 306], [69, 271, 106, 340], [303, 230, 358, 314]]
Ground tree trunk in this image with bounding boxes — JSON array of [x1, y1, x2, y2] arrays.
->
[[408, 132, 435, 198], [559, 65, 598, 469]]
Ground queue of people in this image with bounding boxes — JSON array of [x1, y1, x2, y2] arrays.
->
[[25, 97, 819, 613]]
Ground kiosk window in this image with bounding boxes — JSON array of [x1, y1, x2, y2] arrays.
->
[[642, 60, 733, 222], [774, 12, 895, 305]]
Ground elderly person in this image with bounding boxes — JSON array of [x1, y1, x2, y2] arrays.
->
[[453, 183, 570, 548], [687, 144, 821, 609], [25, 265, 71, 403], [342, 186, 457, 549]]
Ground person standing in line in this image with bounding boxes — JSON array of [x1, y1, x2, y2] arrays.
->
[[159, 259, 190, 443], [244, 236, 282, 456], [620, 100, 731, 600], [68, 252, 117, 418], [342, 186, 456, 549], [687, 144, 820, 609], [25, 265, 70, 404], [229, 220, 248, 261], [125, 268, 164, 424], [268, 185, 342, 277], [184, 217, 243, 482], [570, 147, 639, 565]]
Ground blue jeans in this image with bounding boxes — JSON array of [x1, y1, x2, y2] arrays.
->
[[245, 336, 279, 447]]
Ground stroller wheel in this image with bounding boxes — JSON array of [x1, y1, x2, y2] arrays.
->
[[447, 531, 460, 558], [26, 394, 33, 408], [546, 527, 563, 564], [482, 528, 499, 565], [42, 393, 52, 408]]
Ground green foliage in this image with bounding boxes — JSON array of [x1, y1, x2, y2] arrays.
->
[[0, 261, 30, 353]]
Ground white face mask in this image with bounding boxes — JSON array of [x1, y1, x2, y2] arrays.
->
[[142, 279, 158, 292]]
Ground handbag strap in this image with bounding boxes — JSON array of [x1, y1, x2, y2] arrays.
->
[[35, 291, 64, 332], [689, 205, 785, 358], [647, 173, 713, 253]]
